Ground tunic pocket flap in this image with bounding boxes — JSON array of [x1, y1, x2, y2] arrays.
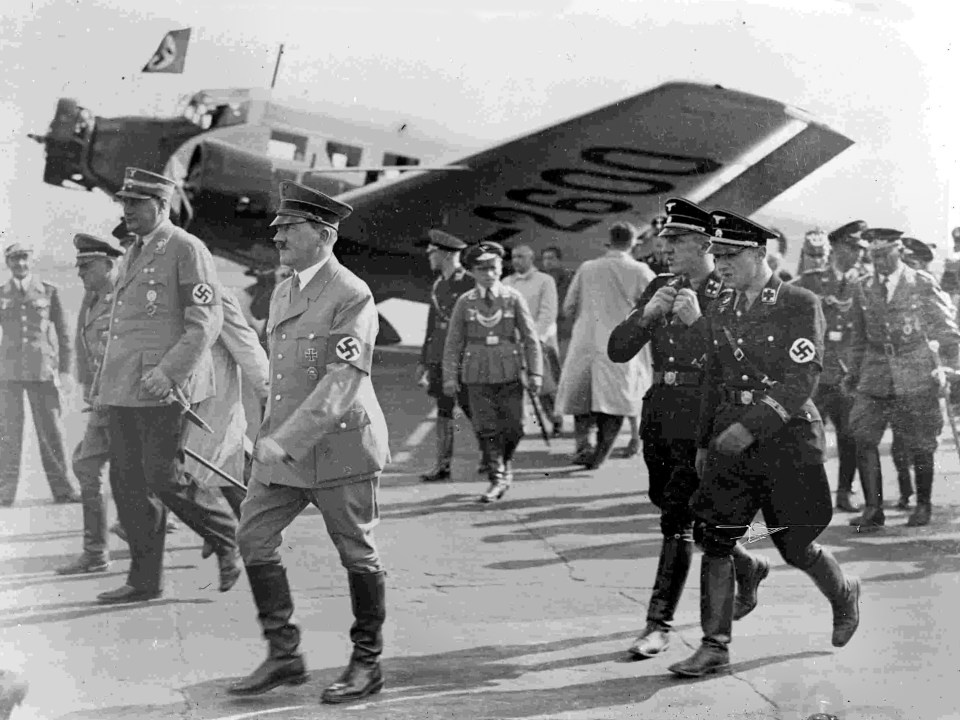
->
[[329, 406, 370, 434]]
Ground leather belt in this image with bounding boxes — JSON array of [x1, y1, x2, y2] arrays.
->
[[652, 370, 702, 386], [723, 387, 764, 405], [868, 341, 922, 358]]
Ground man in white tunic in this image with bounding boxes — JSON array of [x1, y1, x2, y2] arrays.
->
[[556, 223, 654, 468]]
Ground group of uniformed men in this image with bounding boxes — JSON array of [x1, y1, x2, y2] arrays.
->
[[4, 165, 958, 695]]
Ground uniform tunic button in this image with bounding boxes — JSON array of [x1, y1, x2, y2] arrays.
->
[[737, 339, 743, 345], [741, 374, 749, 381], [149, 280, 156, 285], [117, 300, 123, 306], [668, 356, 675, 362], [308, 333, 315, 339], [340, 422, 347, 429], [276, 373, 282, 379], [278, 353, 284, 360], [767, 336, 773, 341], [274, 394, 281, 401], [281, 333, 287, 340], [736, 311, 742, 317], [668, 338, 674, 344], [113, 335, 118, 340]]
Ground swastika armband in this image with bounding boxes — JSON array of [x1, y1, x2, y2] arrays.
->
[[179, 282, 220, 306], [328, 333, 372, 373], [789, 337, 816, 363]]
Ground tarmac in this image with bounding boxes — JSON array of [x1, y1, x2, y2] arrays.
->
[[2, 348, 960, 720]]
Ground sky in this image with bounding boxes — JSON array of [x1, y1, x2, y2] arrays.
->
[[1, 0, 956, 265]]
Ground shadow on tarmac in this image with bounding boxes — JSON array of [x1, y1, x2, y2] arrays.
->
[[0, 597, 214, 629], [51, 629, 831, 720]]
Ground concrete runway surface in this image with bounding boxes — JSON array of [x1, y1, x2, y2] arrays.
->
[[1, 267, 959, 719]]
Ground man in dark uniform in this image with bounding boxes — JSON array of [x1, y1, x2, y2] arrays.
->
[[846, 229, 960, 529], [607, 199, 769, 660], [230, 182, 391, 704], [0, 244, 80, 506], [670, 210, 860, 678], [791, 221, 869, 513], [442, 242, 542, 503], [93, 168, 240, 603], [415, 229, 477, 481], [56, 234, 125, 575]]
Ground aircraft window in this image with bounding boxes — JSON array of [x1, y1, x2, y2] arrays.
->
[[326, 141, 363, 168], [366, 152, 420, 184], [269, 131, 309, 162]]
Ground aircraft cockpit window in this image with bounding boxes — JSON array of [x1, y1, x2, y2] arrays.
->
[[269, 131, 309, 162], [181, 96, 247, 131]]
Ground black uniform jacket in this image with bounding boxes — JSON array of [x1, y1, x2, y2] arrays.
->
[[608, 272, 724, 441], [697, 275, 826, 465]]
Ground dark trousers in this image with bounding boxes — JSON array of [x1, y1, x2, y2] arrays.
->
[[466, 382, 524, 446], [427, 364, 471, 420], [108, 405, 238, 592], [642, 436, 700, 538], [0, 380, 74, 502], [691, 449, 832, 567], [814, 383, 857, 493]]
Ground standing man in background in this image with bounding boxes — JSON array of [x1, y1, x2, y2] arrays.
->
[[416, 230, 477, 482], [0, 243, 80, 506], [556, 223, 654, 469], [94, 167, 239, 604], [503, 244, 561, 436], [56, 234, 124, 575], [790, 222, 868, 513]]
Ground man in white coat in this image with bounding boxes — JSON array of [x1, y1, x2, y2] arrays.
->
[[556, 223, 654, 468]]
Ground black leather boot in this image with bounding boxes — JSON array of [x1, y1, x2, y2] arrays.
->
[[421, 417, 454, 482], [906, 451, 933, 526], [732, 545, 769, 621], [572, 414, 595, 465], [322, 571, 386, 704], [228, 563, 308, 695], [849, 447, 884, 530], [668, 554, 734, 677], [479, 436, 509, 503], [587, 413, 624, 470], [803, 549, 860, 647], [629, 536, 692, 658]]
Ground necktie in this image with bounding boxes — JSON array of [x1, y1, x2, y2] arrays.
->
[[484, 289, 493, 308], [289, 273, 302, 306], [879, 275, 888, 302], [735, 293, 749, 313]]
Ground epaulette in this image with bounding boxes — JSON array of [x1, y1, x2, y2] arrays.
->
[[802, 268, 825, 275], [656, 272, 676, 278], [915, 269, 939, 286]]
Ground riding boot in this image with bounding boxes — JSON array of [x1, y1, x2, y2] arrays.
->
[[479, 436, 508, 503], [731, 545, 770, 621], [668, 554, 734, 677], [835, 434, 859, 512], [421, 417, 454, 482], [803, 548, 861, 647], [906, 451, 933, 526], [572, 414, 595, 465], [849, 446, 884, 529], [892, 441, 913, 508], [229, 563, 307, 695], [629, 536, 692, 658], [322, 571, 387, 704], [587, 413, 623, 470]]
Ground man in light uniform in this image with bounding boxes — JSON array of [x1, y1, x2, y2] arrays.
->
[[56, 234, 124, 575], [503, 244, 560, 435], [0, 244, 80, 506], [556, 222, 654, 468], [230, 182, 390, 705], [93, 167, 240, 604]]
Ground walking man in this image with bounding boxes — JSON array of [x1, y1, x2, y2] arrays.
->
[[556, 223, 654, 468], [790, 222, 869, 513], [229, 181, 390, 704], [93, 167, 240, 604], [0, 244, 80, 506], [416, 229, 477, 482], [56, 234, 125, 575], [846, 228, 960, 528], [608, 200, 769, 660], [672, 210, 860, 677], [442, 242, 542, 503]]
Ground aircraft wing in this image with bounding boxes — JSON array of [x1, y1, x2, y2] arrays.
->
[[335, 81, 852, 268]]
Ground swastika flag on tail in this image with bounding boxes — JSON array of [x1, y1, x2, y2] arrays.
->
[[142, 28, 191, 73]]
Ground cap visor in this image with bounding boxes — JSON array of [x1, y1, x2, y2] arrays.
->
[[116, 189, 154, 200], [270, 215, 309, 227]]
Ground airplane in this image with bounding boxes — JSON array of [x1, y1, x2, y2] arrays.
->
[[29, 82, 853, 317]]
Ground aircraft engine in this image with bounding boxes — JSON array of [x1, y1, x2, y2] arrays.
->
[[29, 98, 98, 190], [182, 140, 275, 220]]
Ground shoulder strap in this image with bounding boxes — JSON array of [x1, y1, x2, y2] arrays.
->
[[720, 326, 777, 388]]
